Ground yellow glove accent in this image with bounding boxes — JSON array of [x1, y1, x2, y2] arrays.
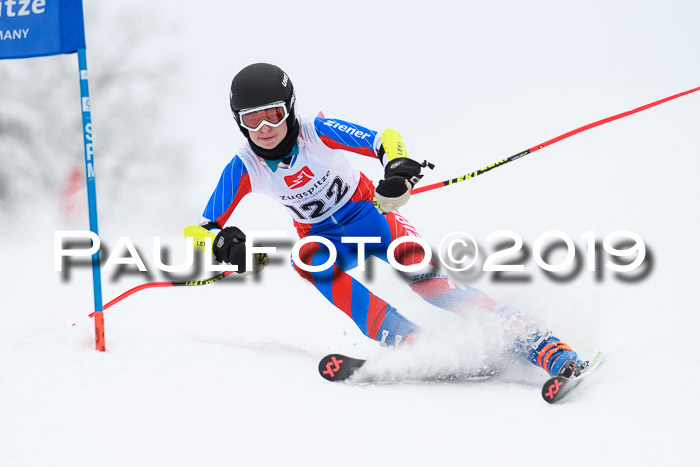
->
[[381, 128, 407, 162], [184, 225, 217, 254]]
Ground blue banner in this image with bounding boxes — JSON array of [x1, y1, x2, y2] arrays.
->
[[0, 0, 85, 59]]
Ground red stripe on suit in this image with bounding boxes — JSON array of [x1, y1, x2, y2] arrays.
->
[[216, 173, 252, 227], [320, 135, 378, 159], [331, 264, 354, 319], [366, 294, 388, 340]]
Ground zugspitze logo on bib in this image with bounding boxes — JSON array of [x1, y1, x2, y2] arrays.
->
[[284, 167, 315, 189]]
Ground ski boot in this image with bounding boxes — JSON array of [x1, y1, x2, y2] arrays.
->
[[524, 332, 585, 377], [557, 359, 589, 378]]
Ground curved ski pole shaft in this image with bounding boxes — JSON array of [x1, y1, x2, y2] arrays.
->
[[93, 225, 225, 313], [93, 271, 235, 315], [90, 225, 264, 315], [411, 85, 700, 195]]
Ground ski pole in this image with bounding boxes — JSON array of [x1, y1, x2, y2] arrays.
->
[[89, 225, 266, 315], [411, 86, 700, 195], [91, 270, 234, 315]]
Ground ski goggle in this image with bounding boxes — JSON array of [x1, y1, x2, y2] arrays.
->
[[237, 101, 289, 132]]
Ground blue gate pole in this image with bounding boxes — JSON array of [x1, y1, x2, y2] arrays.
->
[[77, 47, 105, 351]]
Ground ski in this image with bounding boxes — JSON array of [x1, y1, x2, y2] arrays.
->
[[318, 354, 366, 382], [318, 353, 497, 383], [541, 351, 604, 403]]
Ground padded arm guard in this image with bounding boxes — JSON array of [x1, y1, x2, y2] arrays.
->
[[377, 128, 407, 166]]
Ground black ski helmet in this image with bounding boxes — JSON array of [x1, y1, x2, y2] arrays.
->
[[229, 63, 299, 160]]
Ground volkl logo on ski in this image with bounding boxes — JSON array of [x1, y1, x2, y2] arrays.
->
[[322, 356, 343, 378], [544, 379, 563, 400]]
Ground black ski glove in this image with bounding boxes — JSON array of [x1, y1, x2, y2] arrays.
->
[[212, 226, 247, 269], [374, 157, 425, 214]]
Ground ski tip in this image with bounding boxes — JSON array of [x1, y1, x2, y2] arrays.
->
[[541, 376, 568, 404], [541, 351, 604, 403], [590, 351, 604, 367], [318, 354, 365, 382]]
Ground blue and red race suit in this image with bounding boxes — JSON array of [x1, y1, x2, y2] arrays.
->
[[201, 115, 580, 375]]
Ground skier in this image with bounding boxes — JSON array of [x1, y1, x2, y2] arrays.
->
[[198, 63, 586, 378]]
